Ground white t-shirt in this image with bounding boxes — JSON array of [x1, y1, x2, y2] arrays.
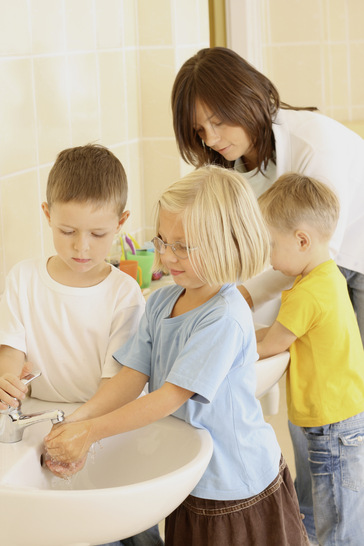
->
[[0, 258, 145, 402]]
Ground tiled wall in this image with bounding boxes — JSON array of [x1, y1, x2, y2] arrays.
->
[[0, 0, 209, 292], [260, 0, 364, 120]]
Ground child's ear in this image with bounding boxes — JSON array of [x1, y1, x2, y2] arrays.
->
[[295, 230, 311, 251], [116, 210, 130, 231], [41, 202, 51, 225]]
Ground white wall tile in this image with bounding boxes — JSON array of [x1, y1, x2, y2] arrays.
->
[[30, 0, 66, 54], [68, 53, 100, 146], [0, 0, 31, 55], [33, 56, 71, 163], [0, 0, 209, 292], [0, 59, 38, 175]]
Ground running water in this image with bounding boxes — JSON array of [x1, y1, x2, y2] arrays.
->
[[44, 441, 104, 489]]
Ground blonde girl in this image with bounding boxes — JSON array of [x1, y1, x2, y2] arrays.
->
[[45, 166, 308, 546]]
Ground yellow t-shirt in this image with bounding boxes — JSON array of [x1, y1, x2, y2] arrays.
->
[[277, 260, 364, 427]]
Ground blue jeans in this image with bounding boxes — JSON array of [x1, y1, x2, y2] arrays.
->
[[289, 413, 364, 545], [99, 524, 164, 546], [339, 266, 364, 346]]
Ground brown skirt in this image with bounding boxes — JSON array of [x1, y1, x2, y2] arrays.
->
[[165, 457, 309, 546]]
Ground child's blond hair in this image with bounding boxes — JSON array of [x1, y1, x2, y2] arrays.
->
[[258, 173, 340, 239], [154, 165, 270, 285], [46, 144, 128, 216]]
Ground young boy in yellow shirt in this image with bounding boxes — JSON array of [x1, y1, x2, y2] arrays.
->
[[256, 173, 364, 546]]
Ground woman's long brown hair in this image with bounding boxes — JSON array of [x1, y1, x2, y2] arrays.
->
[[171, 47, 317, 173]]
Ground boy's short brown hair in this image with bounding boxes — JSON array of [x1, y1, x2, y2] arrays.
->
[[258, 173, 340, 239], [46, 144, 128, 216]]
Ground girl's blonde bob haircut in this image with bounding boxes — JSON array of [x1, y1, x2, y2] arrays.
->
[[154, 165, 270, 286]]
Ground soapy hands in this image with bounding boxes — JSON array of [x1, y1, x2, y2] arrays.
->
[[43, 451, 88, 478], [44, 420, 95, 477]]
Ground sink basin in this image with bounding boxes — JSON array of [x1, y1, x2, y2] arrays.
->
[[0, 399, 213, 546], [0, 308, 288, 546], [255, 350, 289, 399], [254, 320, 290, 417], [254, 321, 290, 399]]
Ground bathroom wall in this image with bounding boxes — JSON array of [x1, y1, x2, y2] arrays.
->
[[0, 0, 209, 292], [227, 0, 364, 121]]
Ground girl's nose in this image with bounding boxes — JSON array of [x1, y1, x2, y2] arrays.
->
[[163, 244, 178, 262]]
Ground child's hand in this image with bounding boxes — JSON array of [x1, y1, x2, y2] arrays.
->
[[44, 420, 95, 465], [43, 451, 87, 478], [0, 373, 27, 410]]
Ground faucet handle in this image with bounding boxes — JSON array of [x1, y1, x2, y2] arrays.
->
[[0, 371, 42, 415], [10, 371, 42, 413], [21, 370, 42, 387]]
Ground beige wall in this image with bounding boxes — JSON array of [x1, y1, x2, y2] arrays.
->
[[227, 0, 364, 121], [0, 0, 209, 292], [261, 0, 364, 120]]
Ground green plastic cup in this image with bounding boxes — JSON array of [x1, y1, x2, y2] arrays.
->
[[126, 250, 155, 288]]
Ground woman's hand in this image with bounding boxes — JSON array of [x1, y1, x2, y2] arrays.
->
[[44, 420, 95, 465]]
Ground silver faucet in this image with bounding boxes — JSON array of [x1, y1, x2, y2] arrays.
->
[[0, 371, 65, 443]]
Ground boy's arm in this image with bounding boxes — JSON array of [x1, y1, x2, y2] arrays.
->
[[256, 321, 297, 359], [255, 326, 270, 342], [0, 345, 28, 409]]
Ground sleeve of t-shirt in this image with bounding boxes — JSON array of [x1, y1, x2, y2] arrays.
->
[[112, 308, 153, 378], [102, 277, 146, 378], [277, 286, 320, 338], [166, 314, 250, 404], [0, 266, 27, 353]]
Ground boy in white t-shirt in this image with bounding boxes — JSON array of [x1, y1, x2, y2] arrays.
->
[[0, 144, 163, 546]]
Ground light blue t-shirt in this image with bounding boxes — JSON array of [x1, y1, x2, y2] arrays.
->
[[113, 283, 281, 500]]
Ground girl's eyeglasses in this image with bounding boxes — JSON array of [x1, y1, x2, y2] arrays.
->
[[151, 236, 197, 260]]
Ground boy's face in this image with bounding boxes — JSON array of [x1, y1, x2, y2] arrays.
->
[[42, 200, 128, 282]]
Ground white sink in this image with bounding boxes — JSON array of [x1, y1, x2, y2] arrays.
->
[[255, 351, 289, 399], [0, 399, 213, 546], [254, 321, 290, 413], [0, 313, 288, 546]]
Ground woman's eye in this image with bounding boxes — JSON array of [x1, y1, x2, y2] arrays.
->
[[60, 230, 74, 236], [92, 233, 106, 238]]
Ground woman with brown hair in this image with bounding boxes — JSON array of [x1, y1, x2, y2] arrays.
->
[[172, 47, 364, 341], [172, 46, 364, 546]]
